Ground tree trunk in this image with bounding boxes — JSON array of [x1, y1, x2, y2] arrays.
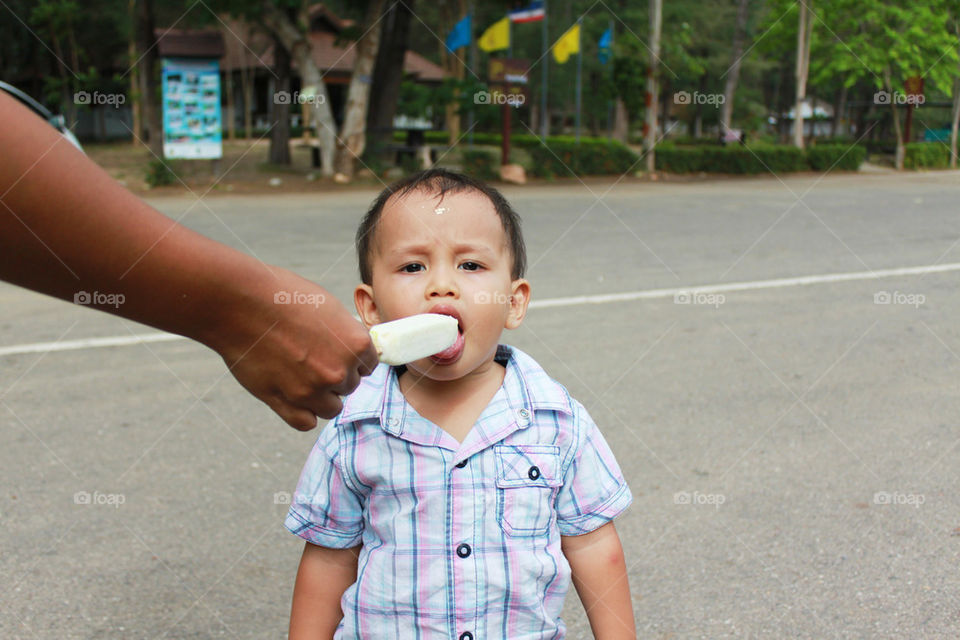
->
[[831, 84, 847, 138], [224, 67, 236, 141], [334, 0, 387, 178], [136, 0, 162, 157], [952, 39, 960, 169], [612, 98, 628, 143], [367, 0, 415, 162], [269, 38, 291, 165], [128, 0, 141, 144], [793, 0, 812, 149], [261, 2, 337, 175], [884, 69, 904, 170], [645, 0, 662, 172], [240, 65, 253, 139], [720, 0, 749, 133]]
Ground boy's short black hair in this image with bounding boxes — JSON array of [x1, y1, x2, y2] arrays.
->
[[356, 168, 526, 285]]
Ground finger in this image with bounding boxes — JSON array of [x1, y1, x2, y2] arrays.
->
[[356, 340, 380, 377], [268, 396, 319, 431], [307, 391, 344, 421], [332, 367, 361, 398]]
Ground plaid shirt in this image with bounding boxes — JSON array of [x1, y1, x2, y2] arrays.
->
[[286, 344, 631, 639]]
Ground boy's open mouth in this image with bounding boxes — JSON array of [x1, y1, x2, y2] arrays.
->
[[428, 306, 465, 364]]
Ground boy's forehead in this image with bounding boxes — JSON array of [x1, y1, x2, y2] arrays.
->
[[377, 188, 507, 250]]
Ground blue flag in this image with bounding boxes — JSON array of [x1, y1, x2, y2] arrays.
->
[[598, 27, 613, 64], [445, 14, 472, 52]]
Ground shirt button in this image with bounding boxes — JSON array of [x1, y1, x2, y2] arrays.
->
[[459, 632, 473, 640], [456, 543, 471, 558], [528, 465, 541, 480], [386, 417, 400, 428], [516, 408, 531, 425], [456, 459, 468, 468]]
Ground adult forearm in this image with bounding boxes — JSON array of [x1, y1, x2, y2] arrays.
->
[[0, 92, 269, 343], [1, 93, 378, 427]]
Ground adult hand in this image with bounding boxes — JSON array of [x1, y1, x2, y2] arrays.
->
[[207, 268, 378, 429]]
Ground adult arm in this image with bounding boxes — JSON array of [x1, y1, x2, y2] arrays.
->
[[561, 521, 636, 639], [0, 92, 378, 428], [289, 542, 360, 639]]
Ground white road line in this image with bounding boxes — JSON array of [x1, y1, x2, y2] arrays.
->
[[2, 261, 959, 358]]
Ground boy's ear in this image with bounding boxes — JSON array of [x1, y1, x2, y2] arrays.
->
[[505, 278, 531, 330], [354, 284, 381, 328]]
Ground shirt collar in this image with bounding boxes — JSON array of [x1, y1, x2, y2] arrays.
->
[[337, 344, 573, 437]]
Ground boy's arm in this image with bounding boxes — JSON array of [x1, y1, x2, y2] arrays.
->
[[561, 522, 636, 640], [289, 542, 361, 640]]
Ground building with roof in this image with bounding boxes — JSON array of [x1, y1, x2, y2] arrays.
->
[[65, 4, 444, 140]]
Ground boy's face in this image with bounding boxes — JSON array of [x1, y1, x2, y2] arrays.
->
[[354, 188, 530, 382]]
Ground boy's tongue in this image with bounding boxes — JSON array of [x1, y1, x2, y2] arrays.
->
[[431, 331, 465, 363]]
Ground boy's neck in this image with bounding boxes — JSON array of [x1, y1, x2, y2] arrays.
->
[[397, 357, 507, 442]]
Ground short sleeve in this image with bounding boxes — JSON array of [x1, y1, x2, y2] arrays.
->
[[555, 402, 632, 536], [285, 421, 365, 548]]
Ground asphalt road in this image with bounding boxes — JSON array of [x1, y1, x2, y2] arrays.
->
[[3, 170, 960, 638]]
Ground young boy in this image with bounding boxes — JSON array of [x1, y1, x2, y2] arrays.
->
[[285, 169, 634, 639]]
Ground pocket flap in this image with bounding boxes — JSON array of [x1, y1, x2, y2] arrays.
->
[[495, 445, 562, 488]]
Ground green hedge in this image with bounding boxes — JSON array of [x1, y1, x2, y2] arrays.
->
[[904, 143, 952, 169], [656, 143, 865, 174], [528, 138, 639, 177], [806, 144, 867, 171]]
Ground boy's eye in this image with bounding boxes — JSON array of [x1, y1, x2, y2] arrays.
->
[[460, 262, 482, 271], [401, 263, 424, 273]]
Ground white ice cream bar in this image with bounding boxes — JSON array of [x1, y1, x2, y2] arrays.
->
[[369, 313, 459, 365]]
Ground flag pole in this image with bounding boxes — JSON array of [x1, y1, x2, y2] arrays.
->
[[540, 0, 549, 137], [575, 17, 582, 143]]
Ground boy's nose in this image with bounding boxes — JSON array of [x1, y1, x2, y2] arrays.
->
[[426, 265, 459, 298]]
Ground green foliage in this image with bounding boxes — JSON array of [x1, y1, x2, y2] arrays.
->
[[144, 159, 181, 187], [528, 138, 639, 177], [655, 143, 865, 174], [806, 144, 867, 171], [903, 143, 952, 169], [461, 149, 499, 181]]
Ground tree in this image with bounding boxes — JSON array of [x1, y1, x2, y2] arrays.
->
[[817, 0, 958, 169], [133, 0, 163, 156], [258, 2, 337, 176], [645, 0, 662, 172], [367, 0, 416, 161], [334, 0, 386, 177], [951, 18, 960, 168], [792, 0, 812, 148], [720, 0, 751, 133], [269, 36, 292, 165], [257, 0, 387, 179]]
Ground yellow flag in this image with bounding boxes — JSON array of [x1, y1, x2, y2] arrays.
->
[[479, 16, 510, 52], [552, 23, 580, 64]]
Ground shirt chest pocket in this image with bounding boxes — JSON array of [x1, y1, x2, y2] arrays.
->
[[495, 445, 562, 537]]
